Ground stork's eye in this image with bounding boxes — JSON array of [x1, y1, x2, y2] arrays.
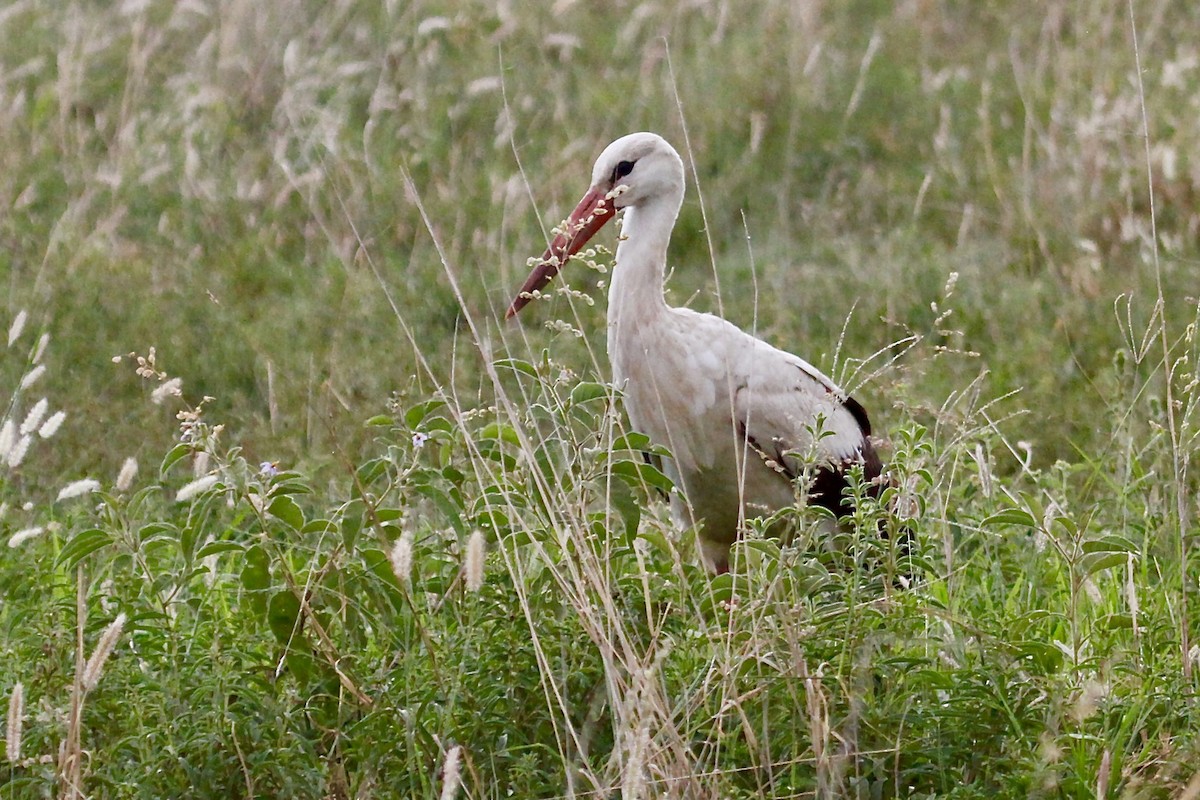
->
[[613, 160, 635, 181]]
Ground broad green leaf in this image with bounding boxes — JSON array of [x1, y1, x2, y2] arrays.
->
[[610, 432, 651, 452], [492, 357, 539, 378], [195, 540, 246, 559], [1081, 551, 1127, 576], [268, 495, 305, 531], [1081, 534, 1139, 554], [56, 529, 114, 568], [569, 381, 609, 405], [982, 508, 1037, 528], [159, 443, 193, 478], [404, 399, 448, 428], [479, 422, 521, 445], [610, 458, 674, 493], [268, 590, 303, 644]]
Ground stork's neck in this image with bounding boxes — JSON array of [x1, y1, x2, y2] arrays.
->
[[608, 193, 679, 332]]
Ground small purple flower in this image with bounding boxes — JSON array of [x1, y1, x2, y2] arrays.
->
[[259, 461, 280, 477], [412, 432, 429, 449]]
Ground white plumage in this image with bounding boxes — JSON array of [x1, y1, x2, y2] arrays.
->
[[508, 132, 882, 572]]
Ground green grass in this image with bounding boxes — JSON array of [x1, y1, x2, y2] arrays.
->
[[3, 0, 1200, 796]]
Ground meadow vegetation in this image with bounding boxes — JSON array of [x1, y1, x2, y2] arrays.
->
[[2, 0, 1200, 796]]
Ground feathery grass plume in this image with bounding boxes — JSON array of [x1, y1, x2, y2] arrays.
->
[[6, 682, 23, 764], [116, 457, 138, 492], [56, 479, 101, 502], [192, 450, 210, 478], [439, 745, 462, 800], [6, 310, 26, 348], [7, 526, 45, 548], [464, 530, 485, 592], [18, 365, 44, 391], [0, 419, 13, 460], [7, 435, 31, 469], [19, 398, 48, 435], [390, 530, 413, 585], [150, 376, 183, 405], [176, 474, 218, 502], [82, 613, 127, 692], [31, 332, 49, 364], [38, 410, 65, 439]]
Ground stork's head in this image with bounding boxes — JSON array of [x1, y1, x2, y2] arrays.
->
[[505, 132, 684, 318]]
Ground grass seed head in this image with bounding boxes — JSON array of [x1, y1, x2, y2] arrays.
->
[[6, 682, 23, 764], [176, 474, 219, 503], [18, 365, 45, 391], [19, 398, 48, 435], [38, 410, 66, 439], [6, 310, 27, 348], [439, 744, 462, 800], [56, 479, 101, 502], [390, 530, 413, 585], [7, 527, 44, 548], [151, 376, 183, 405], [0, 420, 13, 460], [116, 457, 139, 492], [464, 530, 485, 593], [7, 435, 31, 469], [82, 613, 127, 692]]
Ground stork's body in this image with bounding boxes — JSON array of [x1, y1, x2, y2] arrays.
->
[[508, 133, 882, 572]]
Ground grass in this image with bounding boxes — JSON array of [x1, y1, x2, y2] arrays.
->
[[2, 0, 1200, 796]]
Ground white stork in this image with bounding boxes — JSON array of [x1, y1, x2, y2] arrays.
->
[[506, 132, 885, 573]]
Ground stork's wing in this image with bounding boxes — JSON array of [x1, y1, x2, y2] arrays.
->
[[732, 343, 882, 515]]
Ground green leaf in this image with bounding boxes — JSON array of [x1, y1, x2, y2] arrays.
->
[[478, 422, 521, 446], [569, 381, 610, 405], [241, 545, 271, 615], [364, 414, 394, 427], [1081, 534, 1139, 554], [1081, 551, 1127, 576], [56, 528, 114, 568], [195, 540, 246, 559], [268, 495, 305, 531], [268, 590, 303, 644], [982, 508, 1037, 528], [610, 432, 651, 452], [610, 459, 674, 493], [159, 443, 194, 478], [493, 357, 539, 378], [404, 399, 448, 428]]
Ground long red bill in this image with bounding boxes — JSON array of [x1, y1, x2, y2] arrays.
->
[[505, 186, 615, 319]]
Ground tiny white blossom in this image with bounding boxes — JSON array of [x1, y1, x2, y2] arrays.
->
[[19, 399, 48, 436], [7, 527, 45, 548], [412, 432, 430, 449], [7, 310, 27, 348], [151, 377, 183, 405], [258, 461, 280, 477], [39, 411, 66, 438], [176, 474, 219, 502], [57, 478, 101, 502], [116, 457, 139, 492], [18, 365, 45, 391]]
